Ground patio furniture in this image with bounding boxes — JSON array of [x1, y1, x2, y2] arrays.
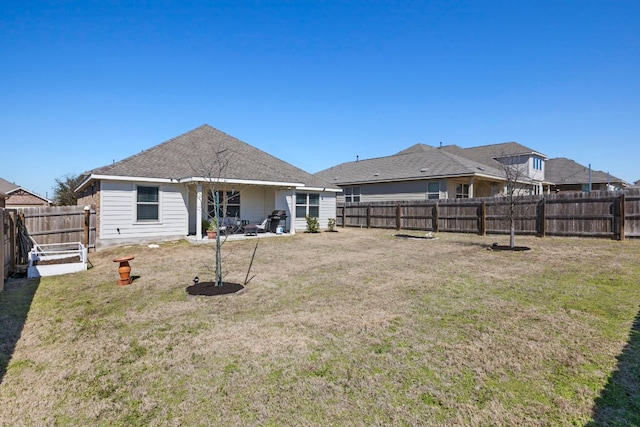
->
[[219, 217, 241, 235], [244, 224, 258, 236], [254, 218, 269, 233]]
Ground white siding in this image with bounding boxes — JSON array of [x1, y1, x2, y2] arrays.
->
[[100, 181, 188, 242], [292, 191, 337, 231], [242, 186, 276, 223]]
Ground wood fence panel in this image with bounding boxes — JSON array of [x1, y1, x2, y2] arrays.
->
[[21, 206, 96, 248], [438, 199, 481, 233], [369, 202, 398, 229], [337, 189, 639, 240], [484, 197, 539, 235], [2, 209, 17, 281], [343, 203, 368, 228], [401, 201, 436, 231], [544, 192, 617, 238], [624, 189, 640, 238]]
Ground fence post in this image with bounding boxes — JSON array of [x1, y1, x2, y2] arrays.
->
[[396, 202, 402, 230], [366, 204, 371, 228], [619, 194, 626, 241], [342, 204, 346, 228], [84, 206, 90, 248], [538, 197, 546, 238], [479, 201, 486, 235], [432, 203, 439, 232]]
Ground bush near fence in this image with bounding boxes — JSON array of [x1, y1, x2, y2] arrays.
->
[[336, 189, 640, 240]]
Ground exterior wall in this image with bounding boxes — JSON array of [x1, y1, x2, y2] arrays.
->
[[5, 189, 50, 208], [528, 156, 545, 182], [337, 180, 448, 203], [98, 180, 188, 247], [336, 177, 505, 202], [292, 191, 337, 232], [242, 186, 276, 223]]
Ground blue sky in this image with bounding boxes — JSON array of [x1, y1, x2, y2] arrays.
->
[[1, 1, 638, 199]]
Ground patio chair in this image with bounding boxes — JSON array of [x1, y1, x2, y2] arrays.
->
[[255, 218, 269, 233], [219, 217, 241, 235]]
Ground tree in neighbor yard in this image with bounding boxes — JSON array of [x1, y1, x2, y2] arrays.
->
[[53, 174, 83, 206]]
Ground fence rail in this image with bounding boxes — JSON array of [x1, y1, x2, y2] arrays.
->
[[336, 189, 640, 240]]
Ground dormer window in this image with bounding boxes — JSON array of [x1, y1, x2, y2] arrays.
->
[[533, 157, 543, 171]]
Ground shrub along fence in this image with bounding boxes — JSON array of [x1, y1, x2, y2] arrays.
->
[[336, 189, 640, 240]]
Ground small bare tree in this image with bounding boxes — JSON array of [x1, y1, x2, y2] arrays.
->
[[493, 154, 538, 249], [189, 143, 237, 287]]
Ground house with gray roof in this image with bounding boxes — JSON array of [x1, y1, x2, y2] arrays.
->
[[315, 142, 547, 203], [0, 178, 51, 208], [545, 158, 628, 192], [76, 125, 340, 247]]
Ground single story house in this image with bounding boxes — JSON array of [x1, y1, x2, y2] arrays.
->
[[544, 158, 628, 192], [76, 125, 340, 248], [0, 178, 51, 208], [315, 142, 547, 203]]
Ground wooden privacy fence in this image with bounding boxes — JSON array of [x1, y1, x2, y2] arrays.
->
[[2, 209, 17, 283], [336, 189, 640, 240], [20, 205, 96, 247]]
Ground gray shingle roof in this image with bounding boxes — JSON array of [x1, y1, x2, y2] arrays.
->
[[438, 142, 547, 170], [84, 125, 336, 190], [545, 158, 627, 185], [315, 144, 506, 185], [0, 178, 19, 194]]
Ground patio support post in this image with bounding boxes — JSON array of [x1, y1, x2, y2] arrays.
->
[[196, 183, 203, 240]]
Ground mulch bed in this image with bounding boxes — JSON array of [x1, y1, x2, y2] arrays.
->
[[488, 244, 531, 251], [395, 234, 438, 240], [186, 281, 244, 296]]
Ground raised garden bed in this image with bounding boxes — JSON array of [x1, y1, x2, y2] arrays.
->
[[27, 242, 88, 278]]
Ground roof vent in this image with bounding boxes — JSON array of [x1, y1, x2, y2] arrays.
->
[[373, 173, 380, 177], [420, 168, 428, 173]]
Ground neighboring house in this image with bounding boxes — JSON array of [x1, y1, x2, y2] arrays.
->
[[544, 158, 628, 192], [0, 178, 51, 208], [76, 125, 340, 248], [315, 142, 547, 203]]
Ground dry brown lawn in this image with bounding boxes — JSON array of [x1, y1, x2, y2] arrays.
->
[[1, 228, 639, 426]]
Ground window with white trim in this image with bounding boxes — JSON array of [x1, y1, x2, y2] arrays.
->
[[455, 183, 469, 198], [137, 186, 159, 221], [207, 190, 241, 219], [296, 192, 320, 218], [427, 182, 440, 199], [345, 186, 361, 203]]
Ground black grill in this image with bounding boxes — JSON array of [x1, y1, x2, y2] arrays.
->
[[268, 210, 287, 233]]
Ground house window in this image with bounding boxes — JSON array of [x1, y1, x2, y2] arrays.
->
[[345, 186, 361, 203], [533, 157, 543, 171], [296, 193, 320, 218], [137, 186, 159, 221], [455, 183, 469, 198], [208, 190, 241, 219], [427, 182, 440, 200]]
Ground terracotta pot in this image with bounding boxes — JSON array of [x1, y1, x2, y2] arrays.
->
[[207, 230, 217, 239], [113, 256, 134, 286]]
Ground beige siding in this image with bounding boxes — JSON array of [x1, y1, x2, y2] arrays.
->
[[337, 180, 447, 203]]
